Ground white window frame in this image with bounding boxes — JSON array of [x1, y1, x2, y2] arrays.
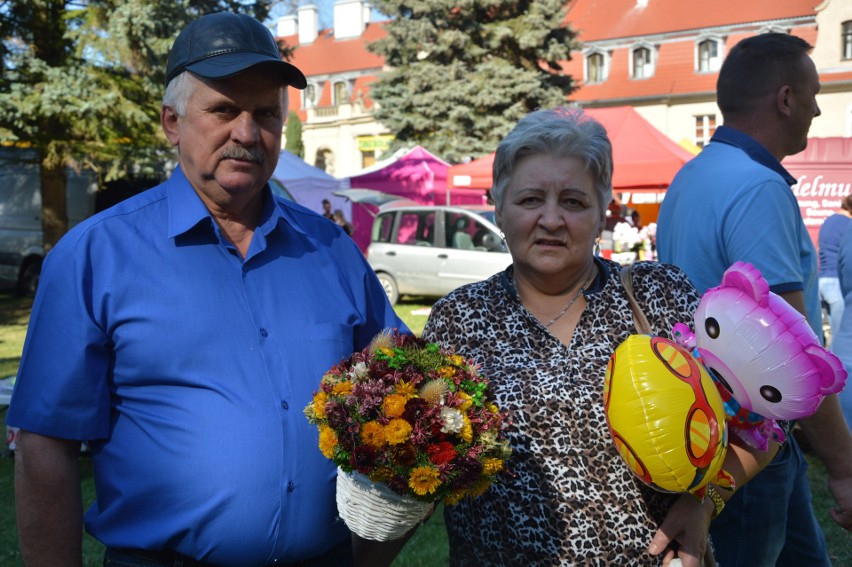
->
[[584, 49, 610, 84], [333, 81, 349, 106], [695, 35, 724, 73], [630, 44, 656, 80], [301, 83, 318, 109], [843, 21, 852, 61], [694, 114, 717, 147]]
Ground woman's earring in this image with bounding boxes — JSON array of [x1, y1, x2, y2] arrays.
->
[[594, 238, 601, 256]]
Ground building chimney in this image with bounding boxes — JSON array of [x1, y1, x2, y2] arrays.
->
[[298, 5, 319, 44], [276, 15, 297, 37], [333, 0, 368, 40]]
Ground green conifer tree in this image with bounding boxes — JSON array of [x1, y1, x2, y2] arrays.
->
[[285, 112, 305, 158], [367, 0, 580, 163]]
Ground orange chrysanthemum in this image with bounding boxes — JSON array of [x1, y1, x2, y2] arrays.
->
[[395, 380, 417, 397], [482, 457, 504, 475], [312, 391, 328, 419], [332, 381, 353, 396], [318, 425, 338, 459], [408, 466, 441, 496], [382, 394, 407, 418], [385, 418, 413, 445], [461, 414, 473, 443], [360, 421, 386, 448]]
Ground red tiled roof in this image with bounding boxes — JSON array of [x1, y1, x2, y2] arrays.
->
[[278, 22, 386, 76], [564, 0, 819, 41]]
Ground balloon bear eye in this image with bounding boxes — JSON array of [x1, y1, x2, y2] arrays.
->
[[760, 385, 782, 403], [704, 317, 720, 339]]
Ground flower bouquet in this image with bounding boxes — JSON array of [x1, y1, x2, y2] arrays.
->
[[304, 329, 511, 541]]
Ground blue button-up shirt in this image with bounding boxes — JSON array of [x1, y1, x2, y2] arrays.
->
[[7, 167, 406, 565]]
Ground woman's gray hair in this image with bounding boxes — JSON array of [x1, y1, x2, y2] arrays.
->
[[491, 107, 613, 212], [162, 72, 196, 117]]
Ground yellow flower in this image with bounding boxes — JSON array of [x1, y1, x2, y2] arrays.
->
[[438, 365, 455, 378], [332, 381, 353, 396], [408, 466, 441, 496], [385, 418, 413, 445], [311, 391, 328, 419], [360, 421, 386, 448], [467, 478, 491, 498], [457, 392, 474, 412], [382, 394, 407, 418], [395, 381, 417, 398], [443, 489, 467, 506], [482, 457, 504, 475], [318, 425, 338, 459], [370, 467, 394, 484], [461, 414, 473, 443], [379, 346, 395, 358], [485, 402, 499, 414], [450, 354, 464, 367]]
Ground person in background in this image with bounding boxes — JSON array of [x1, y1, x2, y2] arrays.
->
[[657, 32, 852, 566], [8, 12, 406, 567], [831, 225, 852, 427], [321, 198, 334, 220], [333, 208, 355, 236], [819, 195, 852, 344], [423, 107, 775, 567]]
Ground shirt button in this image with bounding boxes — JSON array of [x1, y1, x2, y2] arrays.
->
[[287, 481, 295, 493], [280, 400, 289, 410], [260, 328, 268, 337]]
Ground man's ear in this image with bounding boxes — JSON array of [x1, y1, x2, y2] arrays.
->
[[161, 106, 180, 146], [776, 85, 794, 118]]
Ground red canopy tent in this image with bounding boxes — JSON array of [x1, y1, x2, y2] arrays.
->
[[448, 106, 695, 192]]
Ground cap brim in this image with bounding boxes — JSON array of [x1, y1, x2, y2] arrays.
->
[[185, 52, 307, 90]]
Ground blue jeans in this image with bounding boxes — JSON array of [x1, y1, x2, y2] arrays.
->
[[820, 277, 844, 342], [709, 435, 830, 567]]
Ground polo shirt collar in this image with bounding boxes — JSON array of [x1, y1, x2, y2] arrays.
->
[[709, 125, 797, 186]]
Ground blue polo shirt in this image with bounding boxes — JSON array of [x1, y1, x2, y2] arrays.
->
[[7, 167, 406, 565], [657, 126, 821, 339]]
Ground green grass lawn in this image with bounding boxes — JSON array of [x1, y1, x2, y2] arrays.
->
[[1, 293, 849, 565]]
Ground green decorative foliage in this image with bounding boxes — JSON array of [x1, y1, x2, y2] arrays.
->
[[285, 112, 305, 158], [367, 0, 580, 163]]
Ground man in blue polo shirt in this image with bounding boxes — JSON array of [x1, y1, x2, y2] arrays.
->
[[9, 12, 407, 567], [657, 33, 852, 566]]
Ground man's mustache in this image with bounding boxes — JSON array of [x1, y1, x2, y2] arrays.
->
[[220, 146, 265, 164]]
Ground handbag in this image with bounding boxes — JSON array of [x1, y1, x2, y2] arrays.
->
[[620, 264, 653, 335]]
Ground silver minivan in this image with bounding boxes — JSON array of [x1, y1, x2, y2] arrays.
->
[[366, 202, 511, 304]]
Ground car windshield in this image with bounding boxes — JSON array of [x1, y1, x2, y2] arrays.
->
[[472, 210, 496, 224]]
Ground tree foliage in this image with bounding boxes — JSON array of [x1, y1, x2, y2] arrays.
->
[[0, 1, 276, 249], [285, 111, 304, 158], [367, 0, 580, 163]]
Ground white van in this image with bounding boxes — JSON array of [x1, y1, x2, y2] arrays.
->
[[0, 149, 97, 295], [366, 201, 511, 304]]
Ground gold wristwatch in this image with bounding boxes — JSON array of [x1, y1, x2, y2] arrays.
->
[[706, 485, 725, 519]]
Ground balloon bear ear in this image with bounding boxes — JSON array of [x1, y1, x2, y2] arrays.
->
[[672, 322, 695, 349], [720, 261, 770, 307], [804, 343, 848, 396]]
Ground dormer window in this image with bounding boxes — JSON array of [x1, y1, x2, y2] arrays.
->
[[843, 21, 852, 60], [585, 50, 609, 84], [631, 45, 655, 79], [333, 81, 348, 106], [696, 37, 723, 72]]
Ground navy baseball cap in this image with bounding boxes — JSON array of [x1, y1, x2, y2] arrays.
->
[[165, 12, 307, 89]]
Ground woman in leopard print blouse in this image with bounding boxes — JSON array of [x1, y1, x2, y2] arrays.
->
[[422, 108, 776, 566]]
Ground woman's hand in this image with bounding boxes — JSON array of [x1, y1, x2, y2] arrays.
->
[[647, 492, 715, 567]]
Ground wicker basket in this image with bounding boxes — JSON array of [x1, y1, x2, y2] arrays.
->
[[336, 468, 434, 541]]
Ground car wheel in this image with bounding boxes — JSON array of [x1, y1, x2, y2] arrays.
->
[[17, 259, 41, 298], [377, 272, 399, 305]]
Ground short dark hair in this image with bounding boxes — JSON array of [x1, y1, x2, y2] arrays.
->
[[717, 33, 813, 117], [842, 194, 852, 213], [322, 199, 330, 205]]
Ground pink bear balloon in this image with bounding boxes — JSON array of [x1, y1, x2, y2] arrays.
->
[[674, 262, 847, 449]]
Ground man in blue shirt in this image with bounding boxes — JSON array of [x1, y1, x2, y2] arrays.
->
[[9, 12, 407, 567], [657, 33, 852, 566]]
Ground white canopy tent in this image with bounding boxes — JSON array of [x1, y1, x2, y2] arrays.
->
[[271, 149, 351, 219]]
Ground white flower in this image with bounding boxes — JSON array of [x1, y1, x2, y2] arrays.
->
[[352, 362, 369, 379], [440, 407, 464, 434]]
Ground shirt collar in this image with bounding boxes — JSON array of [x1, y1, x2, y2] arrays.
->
[[166, 166, 309, 241], [709, 125, 796, 186]]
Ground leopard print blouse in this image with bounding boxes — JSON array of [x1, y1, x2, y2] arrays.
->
[[423, 258, 703, 566]]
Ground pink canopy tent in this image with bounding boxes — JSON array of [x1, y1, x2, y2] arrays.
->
[[448, 106, 696, 192], [347, 146, 486, 251]]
